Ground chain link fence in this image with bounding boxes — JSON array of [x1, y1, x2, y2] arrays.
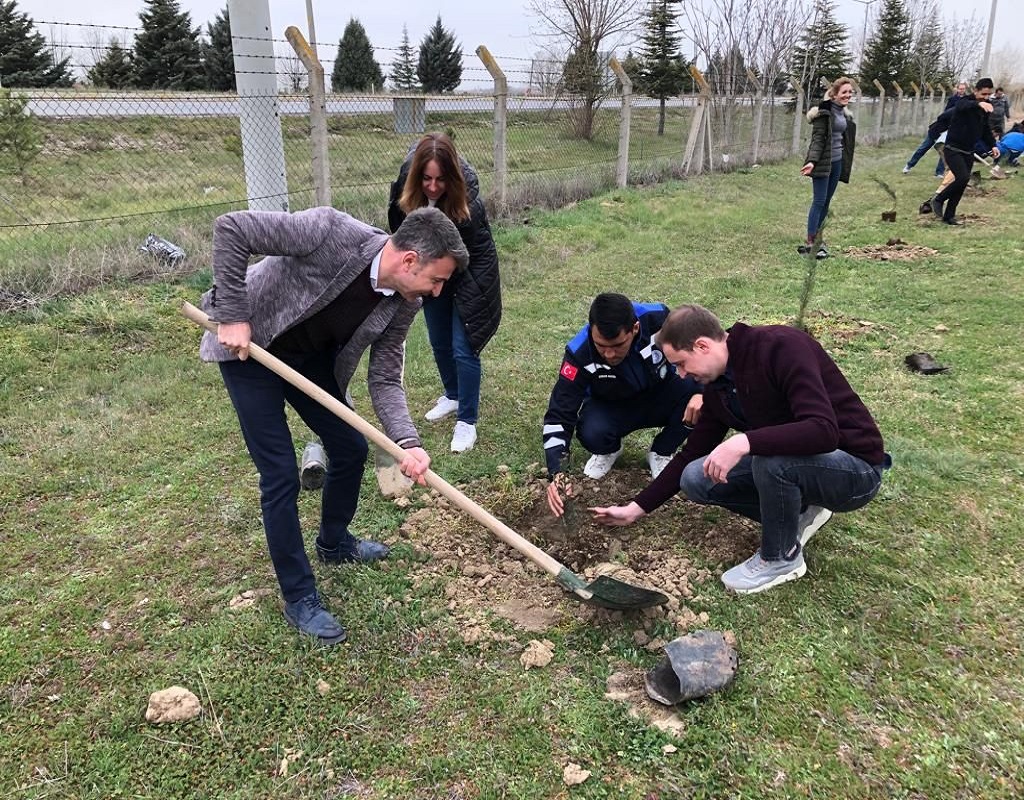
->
[[3, 22, 991, 312]]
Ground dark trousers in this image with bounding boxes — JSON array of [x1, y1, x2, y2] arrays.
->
[[680, 450, 884, 560], [220, 352, 367, 602], [934, 149, 974, 221], [576, 377, 700, 457]]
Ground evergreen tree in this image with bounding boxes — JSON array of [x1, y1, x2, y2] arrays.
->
[[417, 16, 462, 93], [332, 18, 384, 92], [133, 0, 205, 90], [638, 0, 686, 135], [621, 50, 642, 88], [858, 0, 912, 96], [908, 14, 943, 89], [706, 46, 753, 95], [202, 4, 235, 92], [0, 0, 74, 87], [790, 0, 851, 109], [388, 24, 418, 91], [0, 89, 41, 185], [88, 39, 134, 88]]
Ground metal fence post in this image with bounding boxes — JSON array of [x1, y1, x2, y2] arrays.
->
[[475, 46, 507, 209], [891, 81, 903, 135], [791, 79, 804, 157], [746, 68, 764, 164], [228, 0, 288, 211], [608, 57, 631, 188], [873, 80, 886, 143], [286, 26, 330, 208]]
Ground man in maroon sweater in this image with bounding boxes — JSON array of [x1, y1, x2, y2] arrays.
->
[[592, 305, 889, 594]]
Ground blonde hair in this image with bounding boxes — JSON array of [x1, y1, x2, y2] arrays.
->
[[827, 77, 854, 99], [398, 133, 470, 223]]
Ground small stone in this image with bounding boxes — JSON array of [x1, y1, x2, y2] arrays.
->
[[316, 679, 331, 696], [145, 686, 202, 723], [663, 744, 678, 754], [100, 620, 112, 631], [934, 324, 949, 332], [633, 629, 650, 646], [520, 639, 555, 670], [497, 464, 510, 474], [563, 763, 591, 785]]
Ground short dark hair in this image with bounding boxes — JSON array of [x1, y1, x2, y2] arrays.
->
[[391, 206, 469, 271], [588, 293, 636, 339], [657, 304, 726, 351], [995, 86, 1003, 92], [976, 77, 994, 90]]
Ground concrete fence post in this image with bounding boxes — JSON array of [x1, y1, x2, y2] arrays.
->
[[608, 57, 632, 188], [476, 45, 507, 210], [910, 81, 921, 130], [891, 81, 903, 135], [746, 67, 765, 164], [937, 83, 947, 114], [286, 26, 330, 208], [683, 66, 713, 175], [872, 80, 886, 143], [791, 79, 804, 157]]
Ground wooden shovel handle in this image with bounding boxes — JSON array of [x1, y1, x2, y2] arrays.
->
[[181, 302, 571, 581]]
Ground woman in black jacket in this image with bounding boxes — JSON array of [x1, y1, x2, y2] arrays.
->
[[799, 77, 857, 259], [388, 133, 502, 453]]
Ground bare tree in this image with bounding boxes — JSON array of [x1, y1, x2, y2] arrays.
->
[[743, 0, 812, 94], [528, 0, 645, 138], [987, 44, 1023, 88], [941, 11, 984, 82], [276, 49, 308, 93], [528, 47, 565, 95]]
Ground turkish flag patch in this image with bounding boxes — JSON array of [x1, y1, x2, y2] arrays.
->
[[559, 361, 578, 381]]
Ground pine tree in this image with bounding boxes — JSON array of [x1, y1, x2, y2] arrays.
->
[[132, 0, 205, 90], [0, 89, 41, 185], [332, 18, 384, 93], [908, 14, 943, 89], [88, 39, 134, 88], [389, 24, 419, 91], [858, 0, 912, 96], [202, 4, 235, 92], [0, 0, 74, 87], [790, 0, 851, 109], [638, 0, 686, 135], [417, 16, 462, 93]]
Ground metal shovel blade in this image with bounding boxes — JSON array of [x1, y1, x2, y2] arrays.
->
[[555, 568, 669, 610]]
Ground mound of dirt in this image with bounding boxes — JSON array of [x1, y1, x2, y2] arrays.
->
[[845, 239, 938, 261], [398, 464, 757, 648]]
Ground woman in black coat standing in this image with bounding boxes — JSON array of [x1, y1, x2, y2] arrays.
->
[[799, 77, 857, 259], [388, 133, 502, 453]]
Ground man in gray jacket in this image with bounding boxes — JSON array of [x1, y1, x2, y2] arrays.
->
[[199, 206, 468, 645]]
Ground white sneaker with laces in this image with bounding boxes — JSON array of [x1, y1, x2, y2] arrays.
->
[[646, 451, 673, 479], [721, 549, 806, 594], [425, 395, 459, 422], [450, 421, 477, 453], [798, 505, 833, 546], [902, 165, 911, 174], [583, 446, 623, 479]]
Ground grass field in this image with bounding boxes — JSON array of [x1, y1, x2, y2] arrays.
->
[[1, 137, 1022, 798]]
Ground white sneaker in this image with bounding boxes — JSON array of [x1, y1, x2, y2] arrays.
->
[[646, 451, 673, 479], [450, 421, 477, 453], [583, 446, 623, 479], [902, 165, 911, 174], [425, 395, 459, 422], [798, 506, 833, 546]]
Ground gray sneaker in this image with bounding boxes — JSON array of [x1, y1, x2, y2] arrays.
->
[[798, 506, 833, 546], [721, 549, 806, 594]]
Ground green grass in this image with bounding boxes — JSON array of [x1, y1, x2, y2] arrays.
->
[[1, 138, 1022, 798]]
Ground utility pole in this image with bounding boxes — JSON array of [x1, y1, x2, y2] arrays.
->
[[850, 0, 877, 72], [980, 0, 998, 76], [305, 0, 318, 59]]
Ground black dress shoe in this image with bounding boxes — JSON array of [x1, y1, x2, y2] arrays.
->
[[315, 536, 390, 564]]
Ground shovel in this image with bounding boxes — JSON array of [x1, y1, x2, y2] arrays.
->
[[182, 303, 668, 611], [973, 152, 1008, 179]]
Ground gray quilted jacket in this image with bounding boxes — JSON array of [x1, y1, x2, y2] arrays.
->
[[198, 207, 422, 447]]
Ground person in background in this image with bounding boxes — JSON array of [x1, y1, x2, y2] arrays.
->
[[798, 77, 857, 260], [989, 87, 1011, 138], [994, 122, 1024, 166], [932, 78, 1000, 226], [903, 81, 967, 176], [388, 133, 502, 454]]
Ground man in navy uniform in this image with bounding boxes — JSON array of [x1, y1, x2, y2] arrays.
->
[[543, 293, 702, 516]]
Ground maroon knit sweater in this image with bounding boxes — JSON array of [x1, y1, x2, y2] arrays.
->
[[634, 323, 885, 513]]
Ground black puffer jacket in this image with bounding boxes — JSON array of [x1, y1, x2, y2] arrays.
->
[[387, 152, 501, 355], [804, 100, 856, 182]]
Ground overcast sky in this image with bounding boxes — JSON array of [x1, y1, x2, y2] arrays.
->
[[21, 0, 1021, 86]]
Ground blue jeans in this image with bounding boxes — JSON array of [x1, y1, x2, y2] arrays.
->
[[680, 450, 885, 560], [422, 289, 480, 424], [807, 158, 842, 239], [576, 376, 700, 457], [220, 352, 367, 602], [906, 135, 945, 176]]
